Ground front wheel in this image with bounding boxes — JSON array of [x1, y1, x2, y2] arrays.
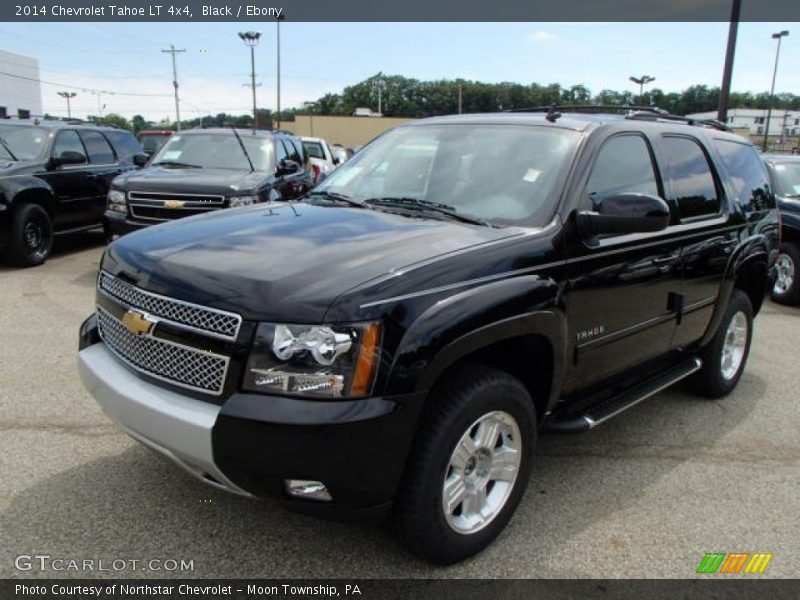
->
[[393, 364, 536, 564], [692, 290, 754, 398]]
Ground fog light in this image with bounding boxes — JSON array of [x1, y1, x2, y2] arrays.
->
[[285, 479, 332, 502]]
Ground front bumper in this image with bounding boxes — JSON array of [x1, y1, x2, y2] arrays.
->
[[78, 331, 426, 521], [103, 209, 151, 239]]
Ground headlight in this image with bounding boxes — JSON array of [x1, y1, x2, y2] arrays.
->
[[243, 322, 381, 399], [229, 195, 256, 207], [107, 189, 126, 213]]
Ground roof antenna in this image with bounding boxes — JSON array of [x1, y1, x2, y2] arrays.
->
[[545, 104, 562, 123]]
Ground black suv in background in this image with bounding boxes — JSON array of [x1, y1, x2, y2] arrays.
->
[[104, 128, 312, 239], [0, 119, 145, 266], [79, 108, 777, 564], [763, 154, 800, 304]]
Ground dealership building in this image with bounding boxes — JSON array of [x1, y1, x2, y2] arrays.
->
[[687, 108, 800, 138], [0, 50, 42, 119]]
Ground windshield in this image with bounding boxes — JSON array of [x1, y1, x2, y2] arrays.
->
[[772, 162, 800, 196], [0, 125, 48, 161], [314, 124, 578, 225], [140, 134, 170, 155], [152, 132, 275, 171]]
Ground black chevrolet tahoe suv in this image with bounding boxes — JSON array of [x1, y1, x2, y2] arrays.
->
[[763, 154, 800, 304], [104, 128, 312, 239], [0, 118, 145, 266], [77, 107, 778, 564]]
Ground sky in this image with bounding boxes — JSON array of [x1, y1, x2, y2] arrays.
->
[[0, 21, 798, 121]]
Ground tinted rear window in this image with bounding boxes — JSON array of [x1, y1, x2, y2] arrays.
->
[[105, 130, 144, 163], [714, 139, 773, 210], [660, 136, 720, 220], [79, 130, 116, 164], [302, 141, 326, 159]]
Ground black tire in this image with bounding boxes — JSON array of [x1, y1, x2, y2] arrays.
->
[[692, 290, 753, 399], [771, 243, 800, 305], [7, 203, 53, 267], [392, 364, 536, 565]]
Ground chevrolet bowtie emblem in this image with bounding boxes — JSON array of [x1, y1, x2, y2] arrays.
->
[[122, 309, 155, 336], [164, 199, 185, 209]]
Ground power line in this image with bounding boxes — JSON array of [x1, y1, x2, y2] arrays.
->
[[0, 70, 172, 97]]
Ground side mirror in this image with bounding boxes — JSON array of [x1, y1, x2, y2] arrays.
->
[[577, 193, 670, 238], [133, 153, 150, 167], [49, 151, 86, 169], [277, 158, 300, 176]]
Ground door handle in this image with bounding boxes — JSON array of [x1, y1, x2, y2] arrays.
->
[[653, 254, 680, 265]]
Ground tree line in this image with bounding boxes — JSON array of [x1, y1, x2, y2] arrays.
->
[[57, 73, 800, 133]]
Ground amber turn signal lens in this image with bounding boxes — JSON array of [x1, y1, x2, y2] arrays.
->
[[349, 322, 381, 397]]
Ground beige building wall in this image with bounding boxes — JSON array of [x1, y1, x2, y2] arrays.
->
[[283, 115, 415, 148]]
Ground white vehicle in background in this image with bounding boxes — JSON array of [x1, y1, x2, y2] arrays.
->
[[330, 144, 349, 167], [301, 136, 336, 184]]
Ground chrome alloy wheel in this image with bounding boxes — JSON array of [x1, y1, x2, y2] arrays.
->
[[442, 410, 522, 535], [720, 311, 748, 381], [773, 253, 795, 296]]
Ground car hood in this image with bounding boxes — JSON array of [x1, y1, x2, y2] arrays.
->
[[113, 166, 266, 195], [102, 202, 519, 322]]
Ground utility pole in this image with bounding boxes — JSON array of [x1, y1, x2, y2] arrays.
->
[[57, 91, 76, 118], [89, 91, 107, 118], [374, 78, 386, 116], [276, 15, 284, 129], [717, 0, 741, 122], [458, 84, 463, 114], [763, 30, 789, 152], [239, 31, 262, 133], [162, 44, 185, 131]]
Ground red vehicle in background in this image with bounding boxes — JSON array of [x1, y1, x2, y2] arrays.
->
[[137, 129, 173, 158]]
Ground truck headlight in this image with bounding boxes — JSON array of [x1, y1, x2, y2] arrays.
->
[[243, 322, 381, 399], [107, 189, 126, 213], [229, 195, 256, 207]]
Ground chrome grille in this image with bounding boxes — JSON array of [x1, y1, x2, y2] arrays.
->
[[98, 271, 241, 340], [97, 308, 228, 395]]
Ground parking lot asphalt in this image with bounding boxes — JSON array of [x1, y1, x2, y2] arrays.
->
[[1, 234, 798, 579]]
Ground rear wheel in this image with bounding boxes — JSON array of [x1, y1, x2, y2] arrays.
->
[[393, 364, 536, 564], [692, 290, 753, 398], [8, 203, 53, 267], [771, 243, 800, 305]]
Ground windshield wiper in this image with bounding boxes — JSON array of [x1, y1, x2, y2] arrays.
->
[[305, 190, 368, 208], [152, 160, 202, 168], [0, 136, 18, 161], [229, 125, 255, 172], [364, 197, 490, 226]]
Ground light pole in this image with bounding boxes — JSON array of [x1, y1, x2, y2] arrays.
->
[[629, 75, 655, 105], [303, 101, 316, 137], [276, 15, 284, 130], [717, 0, 741, 122], [57, 91, 76, 118], [239, 30, 262, 133], [763, 30, 789, 152], [374, 78, 386, 116]]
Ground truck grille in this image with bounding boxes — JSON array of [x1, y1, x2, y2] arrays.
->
[[97, 308, 229, 395], [98, 271, 241, 340], [128, 191, 225, 222]]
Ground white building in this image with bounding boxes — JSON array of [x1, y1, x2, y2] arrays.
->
[[0, 50, 42, 119], [686, 108, 800, 138]]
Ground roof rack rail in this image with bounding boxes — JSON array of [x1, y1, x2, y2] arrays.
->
[[625, 111, 732, 132], [506, 104, 670, 115]]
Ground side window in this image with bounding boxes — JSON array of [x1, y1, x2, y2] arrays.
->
[[104, 131, 143, 164], [661, 136, 720, 220], [51, 130, 87, 163], [283, 137, 301, 163], [274, 138, 288, 164], [78, 130, 116, 164], [585, 135, 660, 207], [713, 139, 772, 211]]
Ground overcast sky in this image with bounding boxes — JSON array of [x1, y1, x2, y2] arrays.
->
[[0, 21, 797, 121]]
